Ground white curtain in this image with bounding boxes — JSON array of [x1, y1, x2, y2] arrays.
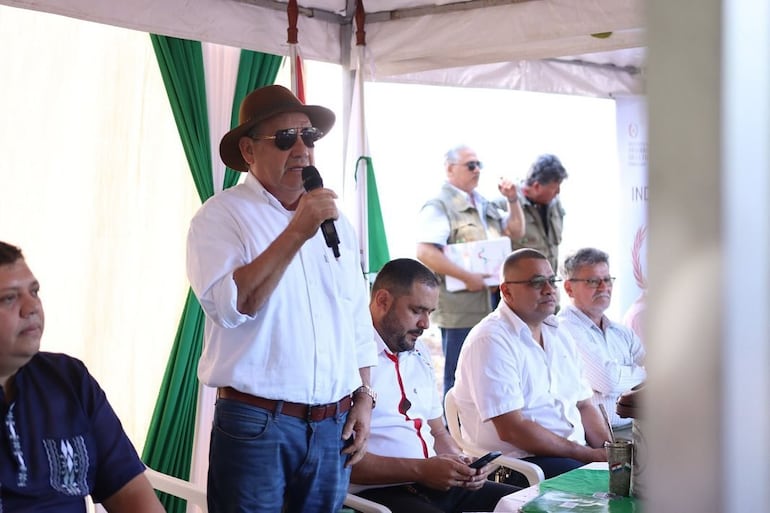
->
[[186, 42, 241, 493], [0, 6, 199, 450]]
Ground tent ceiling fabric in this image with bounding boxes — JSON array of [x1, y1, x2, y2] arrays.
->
[[381, 48, 645, 97], [0, 0, 644, 95]]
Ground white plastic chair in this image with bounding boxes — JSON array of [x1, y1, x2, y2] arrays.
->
[[145, 467, 208, 513], [145, 469, 387, 513], [343, 492, 393, 513], [85, 468, 208, 513], [444, 387, 544, 486]]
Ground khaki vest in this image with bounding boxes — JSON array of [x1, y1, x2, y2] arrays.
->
[[513, 193, 565, 273], [424, 184, 505, 328]]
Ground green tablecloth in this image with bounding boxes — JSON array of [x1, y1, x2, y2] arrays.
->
[[521, 469, 640, 513]]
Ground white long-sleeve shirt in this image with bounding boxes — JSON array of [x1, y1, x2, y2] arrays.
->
[[558, 304, 646, 427], [186, 172, 376, 404]]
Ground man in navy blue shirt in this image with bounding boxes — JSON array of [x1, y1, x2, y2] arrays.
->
[[0, 241, 164, 512]]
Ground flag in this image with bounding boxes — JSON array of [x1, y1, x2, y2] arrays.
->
[[345, 43, 390, 284], [357, 155, 390, 276]]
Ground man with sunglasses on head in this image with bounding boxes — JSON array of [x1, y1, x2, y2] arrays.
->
[[558, 248, 646, 437], [513, 154, 568, 274], [453, 249, 610, 488], [350, 258, 518, 512], [416, 145, 525, 398], [186, 85, 377, 513]]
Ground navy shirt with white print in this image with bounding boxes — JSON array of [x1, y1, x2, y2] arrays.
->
[[0, 352, 145, 512]]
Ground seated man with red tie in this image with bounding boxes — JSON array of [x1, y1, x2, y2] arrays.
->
[[350, 258, 518, 513]]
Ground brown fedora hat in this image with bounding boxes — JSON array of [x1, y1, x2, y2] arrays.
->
[[219, 85, 335, 172]]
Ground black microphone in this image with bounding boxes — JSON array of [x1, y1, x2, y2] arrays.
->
[[301, 165, 341, 258]]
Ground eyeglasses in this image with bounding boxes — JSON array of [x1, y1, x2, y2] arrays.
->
[[249, 127, 323, 151], [568, 277, 616, 288], [503, 275, 562, 290], [454, 160, 483, 172]]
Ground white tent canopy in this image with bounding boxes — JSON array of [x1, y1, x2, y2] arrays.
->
[[0, 0, 647, 499], [0, 0, 645, 96]]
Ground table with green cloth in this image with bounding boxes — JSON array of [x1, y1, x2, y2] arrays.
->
[[495, 462, 642, 513], [519, 468, 640, 513]]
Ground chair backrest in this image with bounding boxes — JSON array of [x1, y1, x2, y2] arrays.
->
[[445, 387, 485, 455], [444, 387, 544, 486], [145, 467, 208, 513]]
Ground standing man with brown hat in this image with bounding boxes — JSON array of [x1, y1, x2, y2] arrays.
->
[[186, 85, 377, 513]]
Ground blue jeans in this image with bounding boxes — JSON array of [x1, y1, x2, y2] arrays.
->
[[441, 327, 473, 397], [207, 397, 351, 513]]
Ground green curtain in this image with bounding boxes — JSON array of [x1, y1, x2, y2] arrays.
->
[[148, 35, 212, 201], [142, 34, 281, 513]]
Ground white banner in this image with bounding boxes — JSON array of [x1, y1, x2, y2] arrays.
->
[[614, 95, 648, 341]]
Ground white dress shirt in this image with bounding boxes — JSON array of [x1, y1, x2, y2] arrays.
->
[[367, 334, 443, 459], [558, 304, 646, 427], [186, 172, 376, 404], [453, 303, 593, 459], [349, 333, 443, 493]]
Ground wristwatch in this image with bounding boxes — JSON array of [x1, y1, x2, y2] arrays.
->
[[352, 385, 377, 408]]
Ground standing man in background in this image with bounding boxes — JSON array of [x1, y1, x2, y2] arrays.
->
[[416, 144, 525, 396], [558, 247, 646, 436], [514, 154, 568, 273], [186, 85, 377, 513]]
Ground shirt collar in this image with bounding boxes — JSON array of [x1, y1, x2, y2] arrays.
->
[[497, 301, 559, 336], [445, 182, 483, 208], [375, 329, 428, 365], [374, 329, 390, 355], [562, 303, 610, 331], [243, 172, 292, 214]]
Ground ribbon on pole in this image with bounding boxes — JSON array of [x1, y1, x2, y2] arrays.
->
[[287, 0, 305, 102]]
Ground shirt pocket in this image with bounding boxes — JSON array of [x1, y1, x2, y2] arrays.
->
[[42, 434, 91, 497]]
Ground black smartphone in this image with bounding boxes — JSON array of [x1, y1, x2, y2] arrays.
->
[[468, 450, 502, 469]]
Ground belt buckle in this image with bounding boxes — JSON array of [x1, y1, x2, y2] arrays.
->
[[307, 404, 318, 422]]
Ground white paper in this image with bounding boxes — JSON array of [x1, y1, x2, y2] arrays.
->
[[444, 237, 512, 292]]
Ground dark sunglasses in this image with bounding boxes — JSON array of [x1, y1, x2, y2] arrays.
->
[[458, 160, 483, 171], [250, 127, 323, 151]]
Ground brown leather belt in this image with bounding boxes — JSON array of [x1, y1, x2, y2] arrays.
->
[[218, 387, 351, 422]]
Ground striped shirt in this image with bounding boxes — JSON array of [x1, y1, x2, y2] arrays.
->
[[558, 304, 646, 427]]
